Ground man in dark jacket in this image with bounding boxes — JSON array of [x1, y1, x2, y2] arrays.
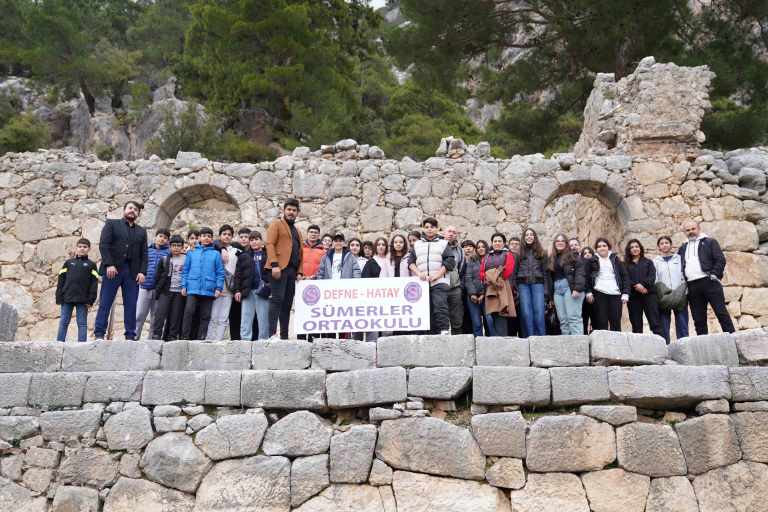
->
[[94, 201, 148, 341], [56, 238, 99, 342], [678, 220, 735, 334]]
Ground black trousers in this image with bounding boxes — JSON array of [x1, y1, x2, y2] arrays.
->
[[447, 286, 463, 334], [181, 295, 215, 340], [628, 293, 663, 336], [593, 291, 622, 331], [688, 277, 735, 334], [229, 299, 242, 340], [582, 300, 596, 334], [429, 283, 450, 334], [151, 291, 185, 340], [269, 266, 297, 339]]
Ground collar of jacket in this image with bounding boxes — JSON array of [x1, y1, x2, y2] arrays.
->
[[421, 234, 444, 242]]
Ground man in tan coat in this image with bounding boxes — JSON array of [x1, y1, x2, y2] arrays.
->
[[266, 198, 303, 338]]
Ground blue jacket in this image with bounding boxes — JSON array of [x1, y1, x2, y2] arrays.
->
[[141, 243, 170, 290], [182, 244, 225, 297]]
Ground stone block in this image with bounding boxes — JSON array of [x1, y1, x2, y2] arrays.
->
[[475, 337, 530, 366], [330, 425, 377, 483], [0, 342, 62, 372], [140, 433, 212, 493], [29, 373, 87, 407], [326, 367, 406, 408], [733, 328, 768, 364], [0, 374, 29, 408], [154, 416, 187, 432], [376, 334, 475, 367], [25, 447, 59, 468], [508, 472, 589, 512], [608, 365, 731, 408], [668, 334, 739, 366], [241, 370, 326, 410], [291, 454, 330, 507], [675, 414, 742, 474], [529, 335, 590, 367], [733, 412, 768, 462], [645, 476, 698, 512], [695, 399, 730, 414], [393, 470, 511, 512], [294, 483, 385, 511], [693, 461, 768, 512], [581, 468, 649, 512], [83, 372, 144, 402], [369, 459, 393, 486], [104, 406, 154, 451], [252, 340, 312, 370], [39, 410, 100, 441], [551, 366, 610, 405], [616, 423, 687, 477], [140, 371, 205, 405], [61, 341, 161, 371], [202, 371, 242, 406], [195, 413, 268, 460], [161, 340, 251, 370], [103, 476, 195, 512], [0, 301, 17, 342], [470, 412, 527, 458], [526, 415, 616, 472], [52, 486, 99, 512], [262, 411, 332, 457], [311, 338, 376, 371], [485, 458, 525, 490], [729, 367, 768, 401], [579, 405, 637, 426], [196, 456, 290, 511], [0, 416, 39, 442], [58, 448, 119, 489], [407, 367, 472, 400], [590, 330, 667, 365], [472, 366, 550, 406]]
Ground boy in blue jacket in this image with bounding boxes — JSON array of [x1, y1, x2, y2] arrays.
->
[[135, 228, 170, 339], [180, 227, 225, 340]]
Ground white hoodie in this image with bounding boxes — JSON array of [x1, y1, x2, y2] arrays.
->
[[683, 233, 708, 282]]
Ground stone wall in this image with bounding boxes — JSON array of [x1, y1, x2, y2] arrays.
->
[[1, 331, 767, 511]]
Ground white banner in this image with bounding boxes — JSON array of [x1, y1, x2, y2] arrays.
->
[[294, 277, 430, 334]]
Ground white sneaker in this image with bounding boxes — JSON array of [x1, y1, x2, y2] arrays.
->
[[95, 337, 104, 342], [440, 330, 451, 336]]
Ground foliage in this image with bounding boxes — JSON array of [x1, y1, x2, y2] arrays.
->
[[146, 103, 217, 159], [94, 143, 115, 161], [210, 131, 277, 163], [0, 113, 50, 153]]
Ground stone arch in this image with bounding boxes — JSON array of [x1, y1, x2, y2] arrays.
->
[[151, 184, 242, 230]]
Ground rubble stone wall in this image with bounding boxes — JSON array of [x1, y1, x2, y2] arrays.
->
[[1, 331, 767, 511]]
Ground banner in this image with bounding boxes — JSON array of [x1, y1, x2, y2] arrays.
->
[[294, 277, 430, 334]]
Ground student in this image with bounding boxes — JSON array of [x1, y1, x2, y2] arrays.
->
[[407, 231, 421, 249], [508, 237, 521, 255], [56, 238, 98, 342], [229, 227, 251, 340], [362, 237, 390, 278], [321, 233, 333, 252], [586, 238, 629, 332], [625, 239, 663, 336], [362, 241, 375, 261], [135, 228, 170, 340], [316, 233, 361, 280], [480, 233, 516, 336], [386, 234, 410, 277], [443, 225, 464, 335], [234, 231, 271, 341], [207, 225, 239, 340], [185, 230, 199, 253], [150, 235, 186, 341], [569, 238, 581, 252], [581, 247, 598, 334], [475, 240, 496, 335], [235, 227, 251, 250], [653, 235, 689, 343], [408, 217, 455, 335], [181, 227, 225, 340], [515, 228, 549, 337], [462, 240, 485, 336], [549, 233, 588, 335], [506, 236, 523, 337], [349, 238, 366, 270], [302, 225, 325, 280], [266, 199, 304, 339]]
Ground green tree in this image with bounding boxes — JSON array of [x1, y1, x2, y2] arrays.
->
[[146, 103, 217, 158], [0, 113, 50, 154], [128, 0, 192, 76]]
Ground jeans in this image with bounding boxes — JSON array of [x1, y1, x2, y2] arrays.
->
[[181, 295, 215, 340], [151, 291, 185, 340], [57, 303, 88, 342], [659, 303, 690, 343], [518, 283, 546, 337], [466, 296, 484, 336], [269, 266, 297, 339], [94, 266, 140, 340], [447, 286, 463, 334], [552, 278, 585, 336], [687, 277, 735, 334], [429, 283, 450, 334], [207, 294, 233, 340], [628, 293, 663, 337], [241, 290, 270, 341], [135, 287, 156, 340]]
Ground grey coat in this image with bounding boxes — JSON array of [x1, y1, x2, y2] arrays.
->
[[315, 249, 361, 280]]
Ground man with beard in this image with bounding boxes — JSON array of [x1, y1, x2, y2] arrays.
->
[[266, 199, 303, 339], [94, 201, 148, 341]]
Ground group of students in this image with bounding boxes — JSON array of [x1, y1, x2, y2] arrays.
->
[[55, 199, 735, 343]]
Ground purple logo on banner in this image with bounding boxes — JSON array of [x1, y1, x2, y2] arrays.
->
[[404, 282, 422, 303], [303, 284, 321, 306]]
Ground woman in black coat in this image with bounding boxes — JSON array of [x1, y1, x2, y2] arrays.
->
[[624, 239, 663, 336]]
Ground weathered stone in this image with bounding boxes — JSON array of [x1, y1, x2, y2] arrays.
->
[[0, 374, 30, 408], [526, 415, 615, 472], [529, 335, 590, 367], [475, 337, 530, 366], [581, 468, 649, 512], [485, 458, 525, 490], [262, 411, 332, 457], [734, 401, 768, 411], [59, 448, 119, 489], [241, 370, 326, 410], [154, 416, 187, 432], [368, 407, 402, 422], [733, 412, 768, 462], [508, 472, 589, 512], [616, 423, 687, 477], [723, 252, 768, 287], [729, 367, 768, 401], [675, 414, 742, 474], [407, 367, 472, 399], [368, 459, 393, 486], [393, 471, 511, 512], [291, 454, 330, 507], [195, 413, 268, 460], [326, 367, 406, 408], [0, 342, 62, 372], [141, 371, 205, 405], [252, 340, 312, 369], [52, 486, 100, 512], [590, 330, 667, 365], [119, 453, 141, 478], [24, 446, 58, 468], [311, 338, 375, 371], [330, 425, 377, 483], [645, 476, 698, 512], [669, 334, 739, 366], [376, 417, 485, 480], [104, 406, 154, 451], [696, 399, 731, 414], [471, 412, 527, 458], [376, 334, 475, 367], [39, 410, 100, 440], [702, 220, 759, 251], [202, 370, 242, 406], [61, 341, 161, 371], [0, 476, 48, 512], [608, 365, 731, 408], [22, 467, 52, 493], [195, 456, 290, 512], [83, 371, 144, 403], [294, 484, 385, 512], [551, 367, 610, 405], [161, 341, 251, 370], [28, 372, 87, 407], [103, 477, 194, 512], [0, 416, 38, 442], [140, 432, 212, 492], [15, 213, 49, 242], [578, 405, 637, 426], [693, 461, 768, 512], [741, 289, 768, 317], [0, 302, 17, 342], [472, 367, 550, 406], [733, 328, 768, 364]]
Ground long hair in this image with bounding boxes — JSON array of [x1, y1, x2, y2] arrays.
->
[[476, 240, 489, 257], [548, 233, 574, 272], [521, 227, 545, 259], [625, 238, 645, 263], [581, 247, 595, 259], [373, 237, 389, 257], [389, 234, 408, 263], [348, 237, 362, 256]]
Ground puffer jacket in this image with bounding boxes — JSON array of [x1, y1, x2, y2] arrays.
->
[[182, 244, 225, 297], [315, 249, 361, 280], [515, 250, 551, 298], [549, 252, 588, 294], [463, 258, 484, 296], [141, 243, 170, 290]]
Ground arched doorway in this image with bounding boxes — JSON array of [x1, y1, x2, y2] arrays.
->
[[153, 184, 242, 233]]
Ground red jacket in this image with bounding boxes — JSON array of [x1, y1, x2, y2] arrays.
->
[[301, 241, 325, 279], [480, 250, 516, 282]]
